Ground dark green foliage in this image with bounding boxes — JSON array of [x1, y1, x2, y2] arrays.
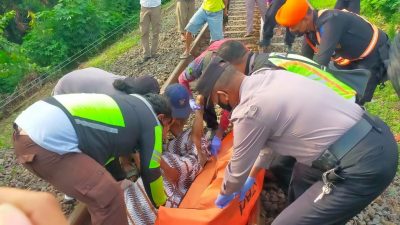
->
[[361, 0, 400, 39], [22, 0, 141, 66], [0, 11, 41, 93], [1, 0, 58, 44]]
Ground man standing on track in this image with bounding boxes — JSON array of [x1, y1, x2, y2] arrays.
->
[[181, 0, 228, 59], [176, 0, 195, 42], [275, 0, 391, 105], [258, 0, 295, 53], [140, 0, 161, 62]]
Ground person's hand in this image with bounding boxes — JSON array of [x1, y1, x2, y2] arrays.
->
[[119, 179, 133, 190], [215, 193, 236, 208], [0, 188, 68, 225], [239, 177, 255, 201], [210, 136, 222, 156], [189, 98, 201, 111], [0, 204, 32, 225], [195, 95, 205, 108]]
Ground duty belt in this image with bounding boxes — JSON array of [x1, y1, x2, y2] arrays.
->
[[312, 113, 381, 171]]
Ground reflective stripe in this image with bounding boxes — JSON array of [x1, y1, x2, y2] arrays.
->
[[268, 55, 356, 100], [104, 156, 115, 166], [130, 94, 161, 126], [308, 9, 379, 66], [149, 125, 163, 169], [149, 175, 167, 207], [128, 94, 164, 169], [75, 119, 118, 133], [54, 94, 125, 127]]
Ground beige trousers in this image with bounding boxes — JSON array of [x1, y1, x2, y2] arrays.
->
[[176, 0, 195, 34], [140, 5, 161, 57]]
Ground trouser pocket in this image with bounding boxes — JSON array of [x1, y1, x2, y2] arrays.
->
[[75, 168, 120, 209]]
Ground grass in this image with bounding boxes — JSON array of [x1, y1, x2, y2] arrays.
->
[[82, 0, 175, 69], [365, 83, 400, 133], [82, 32, 141, 69], [309, 0, 336, 9]]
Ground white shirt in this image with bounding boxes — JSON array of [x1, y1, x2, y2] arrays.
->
[[140, 0, 161, 8], [15, 100, 80, 155]]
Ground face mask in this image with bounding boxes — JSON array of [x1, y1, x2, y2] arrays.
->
[[217, 94, 233, 111], [218, 102, 233, 111]]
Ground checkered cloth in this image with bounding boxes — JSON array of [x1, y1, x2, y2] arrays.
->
[[124, 129, 210, 224]]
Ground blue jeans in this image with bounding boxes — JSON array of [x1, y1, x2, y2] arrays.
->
[[185, 8, 223, 41]]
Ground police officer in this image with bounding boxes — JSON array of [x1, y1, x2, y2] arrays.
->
[[13, 93, 173, 225], [275, 0, 391, 105], [196, 57, 398, 224]]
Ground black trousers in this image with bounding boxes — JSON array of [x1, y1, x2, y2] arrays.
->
[[334, 0, 360, 14], [203, 101, 219, 130], [262, 0, 295, 46], [268, 154, 296, 194], [273, 116, 398, 225], [337, 32, 390, 105]]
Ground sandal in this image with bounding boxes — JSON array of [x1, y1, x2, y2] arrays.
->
[[244, 32, 254, 38], [180, 34, 186, 42]]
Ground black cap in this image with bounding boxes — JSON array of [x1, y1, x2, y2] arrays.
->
[[195, 56, 230, 103]]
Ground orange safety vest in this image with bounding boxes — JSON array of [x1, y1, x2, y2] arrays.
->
[[306, 9, 379, 66]]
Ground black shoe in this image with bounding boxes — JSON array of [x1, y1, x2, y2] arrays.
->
[[258, 39, 271, 47], [142, 56, 151, 63]]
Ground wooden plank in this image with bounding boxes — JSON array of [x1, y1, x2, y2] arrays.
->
[[69, 203, 91, 225], [161, 24, 209, 93]]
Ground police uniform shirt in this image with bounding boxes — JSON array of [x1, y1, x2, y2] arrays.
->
[[221, 69, 364, 195]]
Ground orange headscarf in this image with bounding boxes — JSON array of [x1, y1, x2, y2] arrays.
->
[[275, 0, 309, 27]]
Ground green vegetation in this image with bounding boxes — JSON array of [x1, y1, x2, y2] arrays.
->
[[0, 11, 42, 94], [309, 0, 336, 9], [309, 0, 399, 39], [361, 0, 400, 39], [22, 0, 141, 67], [83, 30, 141, 69], [0, 0, 141, 94]]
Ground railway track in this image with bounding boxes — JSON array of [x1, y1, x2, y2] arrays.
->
[[69, 1, 281, 224]]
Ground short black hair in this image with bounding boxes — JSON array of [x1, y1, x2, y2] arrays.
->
[[143, 93, 172, 118], [196, 56, 237, 103], [216, 40, 248, 64]]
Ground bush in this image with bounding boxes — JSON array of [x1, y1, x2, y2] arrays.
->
[[0, 10, 41, 94], [22, 0, 141, 67], [361, 0, 400, 38]]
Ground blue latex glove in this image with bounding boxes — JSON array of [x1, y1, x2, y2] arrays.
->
[[215, 193, 236, 208], [189, 98, 201, 111], [239, 177, 256, 201], [210, 136, 222, 156]]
